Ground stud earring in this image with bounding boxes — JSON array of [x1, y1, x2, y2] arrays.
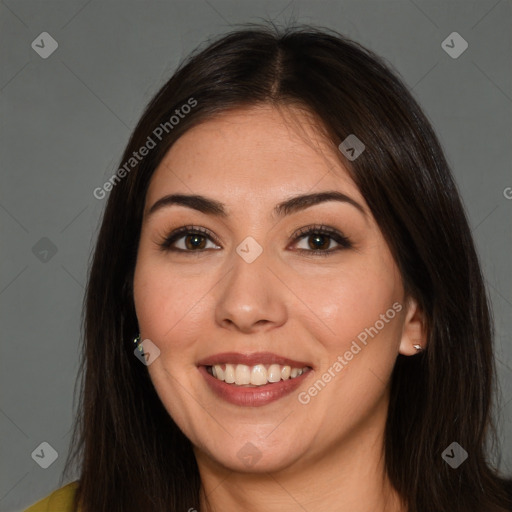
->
[[413, 344, 423, 352], [134, 334, 143, 353]]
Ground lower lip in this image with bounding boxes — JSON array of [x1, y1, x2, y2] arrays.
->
[[198, 366, 312, 407]]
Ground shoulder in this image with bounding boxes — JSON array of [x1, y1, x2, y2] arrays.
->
[[24, 481, 79, 512]]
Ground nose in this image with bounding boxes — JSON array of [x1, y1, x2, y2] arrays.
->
[[214, 251, 287, 334]]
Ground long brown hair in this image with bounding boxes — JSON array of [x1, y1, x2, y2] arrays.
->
[[62, 23, 512, 512]]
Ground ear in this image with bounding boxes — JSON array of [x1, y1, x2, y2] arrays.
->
[[399, 296, 427, 356]]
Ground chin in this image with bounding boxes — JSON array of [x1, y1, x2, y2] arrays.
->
[[225, 451, 302, 474], [196, 434, 309, 474]]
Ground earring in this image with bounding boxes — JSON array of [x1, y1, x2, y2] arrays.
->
[[134, 334, 143, 353], [413, 344, 423, 352]]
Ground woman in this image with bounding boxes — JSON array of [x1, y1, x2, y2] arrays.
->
[[25, 24, 512, 512]]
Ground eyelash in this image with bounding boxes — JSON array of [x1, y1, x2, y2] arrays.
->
[[158, 224, 352, 257]]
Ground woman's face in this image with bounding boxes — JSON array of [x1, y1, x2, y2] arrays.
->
[[133, 104, 418, 474]]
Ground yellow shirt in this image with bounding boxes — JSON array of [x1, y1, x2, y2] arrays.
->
[[24, 481, 79, 512]]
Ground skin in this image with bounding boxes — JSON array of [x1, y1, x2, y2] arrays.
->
[[133, 104, 426, 512]]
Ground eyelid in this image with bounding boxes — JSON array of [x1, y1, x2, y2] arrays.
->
[[159, 225, 221, 251], [290, 224, 347, 241], [288, 224, 352, 253]]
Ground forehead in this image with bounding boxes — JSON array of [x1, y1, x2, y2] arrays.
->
[[146, 104, 364, 210]]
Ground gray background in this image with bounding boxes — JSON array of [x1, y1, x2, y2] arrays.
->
[[1, 1, 511, 510]]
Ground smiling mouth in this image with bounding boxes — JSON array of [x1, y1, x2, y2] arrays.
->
[[205, 363, 312, 387]]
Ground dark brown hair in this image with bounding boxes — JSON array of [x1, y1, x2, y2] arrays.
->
[[62, 23, 512, 512]]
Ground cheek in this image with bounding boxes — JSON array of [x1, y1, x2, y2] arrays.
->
[[298, 264, 403, 423], [303, 256, 402, 354], [133, 254, 212, 354]]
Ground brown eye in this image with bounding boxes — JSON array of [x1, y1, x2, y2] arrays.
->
[[292, 225, 352, 256], [306, 233, 332, 251], [159, 226, 221, 252], [184, 233, 207, 250]]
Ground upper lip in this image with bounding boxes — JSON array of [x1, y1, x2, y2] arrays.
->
[[197, 352, 312, 368]]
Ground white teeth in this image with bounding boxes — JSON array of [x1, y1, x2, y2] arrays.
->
[[267, 364, 282, 383], [250, 364, 267, 385], [209, 363, 308, 386], [215, 365, 224, 381], [224, 364, 235, 383], [235, 364, 251, 385]]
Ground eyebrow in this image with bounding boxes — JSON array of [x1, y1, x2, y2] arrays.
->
[[147, 191, 366, 219]]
